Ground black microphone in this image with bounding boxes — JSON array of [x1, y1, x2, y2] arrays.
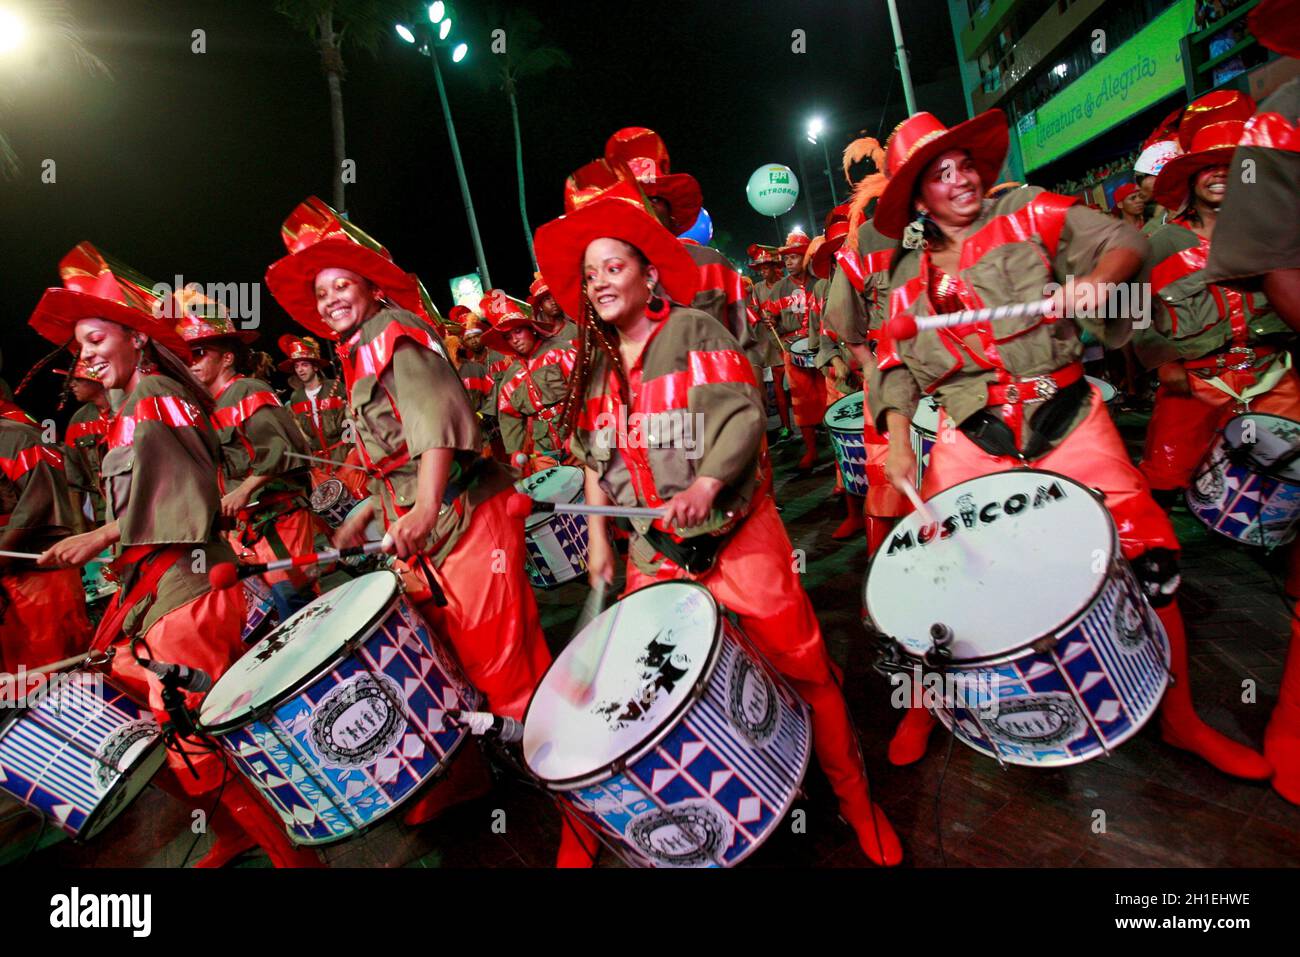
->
[[142, 660, 213, 693], [448, 709, 523, 744]]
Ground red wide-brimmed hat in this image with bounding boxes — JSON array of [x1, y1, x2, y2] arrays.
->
[[1153, 120, 1245, 212], [52, 355, 105, 383], [873, 110, 1010, 239], [173, 286, 259, 347], [809, 204, 851, 278], [527, 272, 553, 310], [1178, 90, 1257, 150], [536, 177, 701, 321], [604, 127, 704, 237], [746, 243, 781, 268], [28, 242, 187, 354], [777, 230, 811, 257], [479, 289, 543, 353], [447, 304, 474, 332], [1250, 0, 1300, 60], [265, 196, 425, 340], [277, 334, 326, 372]]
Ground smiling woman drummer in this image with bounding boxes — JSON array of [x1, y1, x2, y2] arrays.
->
[[536, 178, 903, 866], [29, 242, 320, 868], [868, 110, 1271, 782], [264, 203, 598, 866]]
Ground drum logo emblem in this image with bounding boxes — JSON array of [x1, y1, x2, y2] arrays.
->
[[989, 694, 1082, 747], [1188, 461, 1226, 506], [93, 719, 159, 794], [727, 654, 780, 747], [310, 673, 408, 768], [593, 631, 691, 728], [628, 802, 731, 867], [1113, 594, 1148, 652]]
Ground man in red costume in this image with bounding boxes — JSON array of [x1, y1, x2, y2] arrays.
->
[[765, 230, 827, 469]]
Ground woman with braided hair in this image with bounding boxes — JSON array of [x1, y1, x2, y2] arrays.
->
[[538, 179, 903, 866]]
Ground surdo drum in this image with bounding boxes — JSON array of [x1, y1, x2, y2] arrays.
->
[[524, 581, 811, 867], [1186, 413, 1300, 547], [0, 670, 165, 839], [824, 391, 869, 496], [515, 465, 589, 588], [309, 477, 360, 529], [864, 470, 1171, 767], [199, 571, 478, 844], [787, 336, 818, 370]]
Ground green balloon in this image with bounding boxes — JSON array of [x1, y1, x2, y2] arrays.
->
[[746, 164, 799, 217]]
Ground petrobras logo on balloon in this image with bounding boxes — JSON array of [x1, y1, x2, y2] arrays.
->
[[747, 164, 799, 217]]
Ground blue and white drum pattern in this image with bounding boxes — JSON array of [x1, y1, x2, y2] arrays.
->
[[788, 336, 818, 370], [242, 576, 278, 644], [824, 391, 868, 496], [910, 397, 940, 489], [1186, 413, 1300, 547], [0, 673, 164, 839], [517, 466, 589, 588], [935, 570, 1169, 765], [199, 573, 478, 845], [525, 582, 811, 867], [865, 470, 1171, 767]]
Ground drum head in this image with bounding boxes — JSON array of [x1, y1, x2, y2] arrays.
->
[[865, 471, 1115, 661], [824, 391, 865, 433], [1086, 376, 1117, 403], [516, 465, 585, 531], [790, 336, 814, 354], [310, 478, 346, 511], [199, 571, 398, 730], [1225, 413, 1300, 483], [523, 581, 718, 785], [911, 396, 941, 437]]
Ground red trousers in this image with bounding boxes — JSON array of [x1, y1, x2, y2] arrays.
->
[[863, 393, 912, 519], [625, 497, 875, 816], [401, 488, 552, 722], [236, 507, 324, 591], [1141, 366, 1300, 491], [0, 567, 91, 673], [110, 586, 248, 795], [783, 352, 827, 428], [923, 385, 1179, 560]]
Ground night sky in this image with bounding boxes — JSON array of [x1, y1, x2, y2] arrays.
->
[[1, 0, 963, 417]]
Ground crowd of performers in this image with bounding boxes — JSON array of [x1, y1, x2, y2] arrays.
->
[[1, 7, 1298, 869]]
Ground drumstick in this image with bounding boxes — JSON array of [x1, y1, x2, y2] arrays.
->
[[553, 578, 617, 707], [892, 476, 986, 571], [885, 299, 1053, 341], [505, 492, 666, 522], [0, 651, 101, 684], [208, 541, 387, 589], [0, 549, 44, 561], [285, 451, 370, 472]]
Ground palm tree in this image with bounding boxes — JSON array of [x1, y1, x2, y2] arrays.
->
[[490, 8, 569, 270], [274, 0, 409, 215], [0, 1, 110, 179]]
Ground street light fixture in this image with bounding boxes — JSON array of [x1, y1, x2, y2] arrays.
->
[[394, 12, 491, 288], [0, 8, 28, 54], [806, 115, 839, 206]]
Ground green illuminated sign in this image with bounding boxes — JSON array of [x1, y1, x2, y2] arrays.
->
[[1018, 0, 1194, 172]]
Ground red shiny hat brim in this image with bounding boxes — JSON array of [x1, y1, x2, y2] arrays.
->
[[534, 196, 702, 321], [810, 235, 847, 280], [640, 172, 704, 237], [28, 288, 188, 355], [176, 323, 260, 346], [874, 110, 1010, 239], [265, 239, 419, 340], [1152, 146, 1235, 212]]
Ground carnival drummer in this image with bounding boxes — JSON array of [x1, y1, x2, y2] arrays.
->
[[765, 230, 827, 470], [486, 289, 576, 477], [177, 294, 323, 621], [264, 213, 597, 866], [31, 242, 320, 868], [867, 110, 1271, 782], [59, 355, 112, 522], [536, 179, 903, 866]]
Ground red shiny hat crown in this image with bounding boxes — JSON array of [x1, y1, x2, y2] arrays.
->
[[528, 271, 551, 305], [602, 127, 703, 237], [28, 242, 186, 354], [824, 203, 851, 229], [747, 244, 781, 267], [778, 231, 811, 256], [278, 334, 322, 362], [874, 109, 1009, 239], [480, 289, 531, 328], [1251, 0, 1300, 58], [447, 304, 473, 326], [1153, 119, 1246, 212], [1179, 90, 1257, 151], [266, 196, 427, 340], [1113, 182, 1140, 207], [173, 285, 258, 345]]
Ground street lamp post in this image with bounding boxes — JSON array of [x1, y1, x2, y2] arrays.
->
[[806, 117, 839, 206], [397, 7, 491, 288], [885, 0, 918, 116]]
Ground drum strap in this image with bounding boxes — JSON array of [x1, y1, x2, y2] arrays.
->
[[90, 545, 188, 650]]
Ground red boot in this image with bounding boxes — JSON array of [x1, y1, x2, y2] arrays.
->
[[1265, 613, 1300, 804], [205, 777, 324, 868], [555, 806, 601, 867], [888, 706, 937, 766], [832, 494, 866, 540], [797, 426, 818, 471], [1155, 602, 1272, 780], [865, 516, 893, 557], [402, 742, 494, 827]]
